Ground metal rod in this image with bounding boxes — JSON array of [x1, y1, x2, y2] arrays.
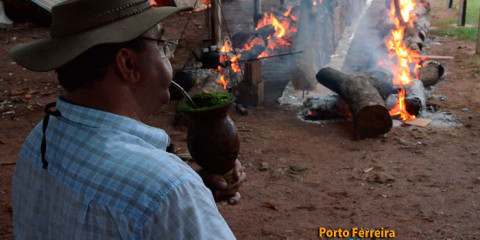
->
[[170, 81, 197, 108], [237, 51, 304, 63]]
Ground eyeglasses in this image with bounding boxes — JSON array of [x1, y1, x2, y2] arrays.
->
[[140, 37, 178, 58]]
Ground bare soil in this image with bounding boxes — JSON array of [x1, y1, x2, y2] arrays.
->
[[1, 0, 479, 239]]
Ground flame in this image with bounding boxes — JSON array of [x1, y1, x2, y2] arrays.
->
[[212, 5, 300, 89], [220, 39, 232, 53], [214, 40, 243, 89], [389, 88, 415, 121], [230, 54, 242, 73], [283, 8, 292, 17], [383, 0, 421, 121], [215, 66, 227, 89], [253, 7, 298, 57]]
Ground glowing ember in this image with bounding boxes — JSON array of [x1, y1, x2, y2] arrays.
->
[[243, 37, 264, 51], [383, 0, 421, 121], [312, 0, 322, 6]]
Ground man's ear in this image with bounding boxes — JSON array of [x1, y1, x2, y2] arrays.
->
[[114, 48, 141, 84]]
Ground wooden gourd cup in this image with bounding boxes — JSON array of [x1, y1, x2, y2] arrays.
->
[[179, 93, 241, 188]]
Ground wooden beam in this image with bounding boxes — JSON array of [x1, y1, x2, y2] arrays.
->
[[412, 55, 454, 60], [458, 0, 467, 26]]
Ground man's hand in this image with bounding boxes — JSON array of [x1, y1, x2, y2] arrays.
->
[[198, 160, 246, 205]]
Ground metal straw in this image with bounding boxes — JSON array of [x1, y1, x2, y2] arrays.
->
[[171, 81, 197, 108]]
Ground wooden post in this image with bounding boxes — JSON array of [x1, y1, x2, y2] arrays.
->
[[447, 0, 453, 8], [211, 0, 222, 43], [458, 0, 467, 26], [236, 60, 264, 106], [253, 0, 262, 27]]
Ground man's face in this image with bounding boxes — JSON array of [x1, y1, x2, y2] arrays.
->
[[137, 24, 173, 112]]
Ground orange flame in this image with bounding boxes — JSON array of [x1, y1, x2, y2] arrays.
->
[[253, 7, 298, 58], [230, 54, 242, 73], [384, 0, 421, 121], [213, 6, 300, 88], [215, 66, 227, 89], [389, 88, 415, 121]]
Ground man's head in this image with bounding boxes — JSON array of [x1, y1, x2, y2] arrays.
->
[[9, 0, 191, 120]]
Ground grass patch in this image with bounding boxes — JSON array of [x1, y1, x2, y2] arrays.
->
[[465, 0, 480, 25], [429, 0, 479, 42], [460, 55, 480, 73], [433, 27, 478, 41], [438, 19, 457, 25]]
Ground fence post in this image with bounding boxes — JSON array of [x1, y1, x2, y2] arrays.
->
[[211, 0, 222, 43], [458, 0, 467, 26]]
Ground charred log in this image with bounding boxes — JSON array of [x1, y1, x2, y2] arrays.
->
[[303, 95, 352, 120], [238, 45, 266, 61], [316, 67, 392, 138]]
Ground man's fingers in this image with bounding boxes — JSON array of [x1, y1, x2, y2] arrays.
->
[[227, 192, 241, 205], [233, 160, 243, 181]]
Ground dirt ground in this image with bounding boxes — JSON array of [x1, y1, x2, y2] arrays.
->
[[1, 0, 480, 239]]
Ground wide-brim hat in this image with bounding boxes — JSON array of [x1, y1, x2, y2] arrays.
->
[[9, 0, 191, 72]]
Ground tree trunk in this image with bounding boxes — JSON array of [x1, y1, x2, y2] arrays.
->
[[316, 67, 392, 139], [458, 0, 467, 26]]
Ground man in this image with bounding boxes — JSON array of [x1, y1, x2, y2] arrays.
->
[[9, 0, 244, 239]]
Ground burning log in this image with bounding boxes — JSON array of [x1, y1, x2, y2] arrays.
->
[[316, 67, 392, 138], [406, 34, 423, 52], [255, 25, 276, 42], [413, 16, 430, 40], [238, 45, 265, 61], [386, 79, 426, 116], [404, 79, 426, 116], [418, 60, 444, 87]]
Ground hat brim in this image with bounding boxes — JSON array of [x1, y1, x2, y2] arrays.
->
[[9, 6, 191, 72]]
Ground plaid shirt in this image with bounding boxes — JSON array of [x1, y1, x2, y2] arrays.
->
[[12, 97, 236, 240]]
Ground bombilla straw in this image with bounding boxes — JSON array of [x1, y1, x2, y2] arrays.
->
[[171, 81, 197, 108]]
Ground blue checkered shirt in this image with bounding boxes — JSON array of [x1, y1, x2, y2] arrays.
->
[[12, 97, 236, 240]]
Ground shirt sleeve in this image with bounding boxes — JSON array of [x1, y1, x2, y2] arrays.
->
[[141, 178, 236, 240]]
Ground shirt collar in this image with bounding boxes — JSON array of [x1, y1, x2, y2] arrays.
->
[[55, 97, 170, 150]]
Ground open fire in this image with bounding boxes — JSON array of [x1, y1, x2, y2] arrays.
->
[[383, 0, 422, 121], [212, 1, 325, 89]]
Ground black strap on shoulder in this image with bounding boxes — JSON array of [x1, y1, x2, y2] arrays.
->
[[41, 102, 61, 170]]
